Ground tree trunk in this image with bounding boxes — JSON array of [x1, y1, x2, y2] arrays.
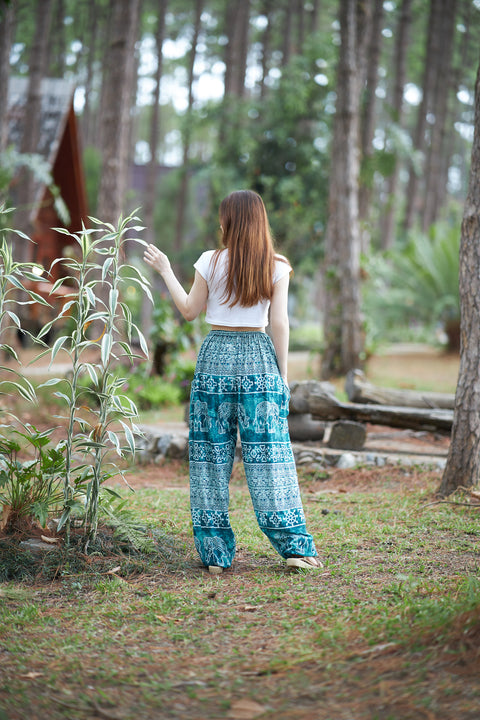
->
[[439, 60, 480, 496], [96, 0, 140, 225], [81, 0, 105, 147], [141, 0, 167, 337], [14, 0, 54, 256], [403, 0, 441, 232], [296, 0, 305, 53], [358, 0, 384, 234], [174, 0, 203, 269], [422, 0, 457, 231], [0, 0, 16, 152], [321, 0, 364, 378], [381, 0, 413, 250], [223, 0, 250, 98], [281, 0, 294, 67], [219, 0, 250, 150], [259, 0, 273, 98], [47, 0, 66, 77], [310, 0, 321, 34]]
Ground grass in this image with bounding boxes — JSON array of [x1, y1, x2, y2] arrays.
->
[[1, 463, 479, 719], [0, 344, 475, 718]]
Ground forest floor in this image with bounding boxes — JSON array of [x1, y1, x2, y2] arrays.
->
[[2, 344, 480, 720]]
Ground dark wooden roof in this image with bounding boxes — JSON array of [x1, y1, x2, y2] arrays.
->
[[6, 76, 88, 228]]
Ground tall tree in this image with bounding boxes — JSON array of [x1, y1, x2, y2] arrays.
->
[[223, 0, 250, 98], [380, 0, 413, 250], [403, 0, 443, 231], [422, 0, 457, 231], [14, 0, 54, 257], [310, 0, 321, 34], [0, 0, 16, 152], [141, 0, 167, 334], [174, 0, 203, 270], [47, 0, 66, 77], [81, 0, 110, 148], [321, 0, 367, 378], [439, 58, 480, 496], [217, 0, 250, 163], [96, 0, 141, 225], [358, 0, 384, 234], [259, 0, 273, 99]]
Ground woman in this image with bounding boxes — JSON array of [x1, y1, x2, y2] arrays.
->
[[144, 190, 319, 574]]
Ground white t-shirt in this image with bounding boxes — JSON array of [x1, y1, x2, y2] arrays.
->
[[193, 249, 291, 327]]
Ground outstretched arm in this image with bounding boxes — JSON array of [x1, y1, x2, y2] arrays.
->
[[143, 244, 208, 321], [269, 273, 290, 384]]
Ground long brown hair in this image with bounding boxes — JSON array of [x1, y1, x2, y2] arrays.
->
[[212, 190, 282, 307]]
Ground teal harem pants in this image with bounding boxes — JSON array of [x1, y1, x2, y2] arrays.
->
[[189, 330, 317, 568]]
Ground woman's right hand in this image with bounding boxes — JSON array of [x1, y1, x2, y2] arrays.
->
[[143, 244, 171, 276]]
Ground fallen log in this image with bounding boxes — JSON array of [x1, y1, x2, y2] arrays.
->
[[289, 380, 453, 434], [345, 369, 455, 409], [288, 413, 325, 442], [289, 380, 337, 414]]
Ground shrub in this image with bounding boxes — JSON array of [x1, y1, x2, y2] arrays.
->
[[362, 220, 460, 351], [0, 426, 86, 531], [122, 373, 182, 409]]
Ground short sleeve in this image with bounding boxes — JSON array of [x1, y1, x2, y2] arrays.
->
[[273, 256, 292, 284], [193, 250, 215, 281]]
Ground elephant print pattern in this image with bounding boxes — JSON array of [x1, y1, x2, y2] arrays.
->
[[192, 400, 211, 432], [213, 400, 285, 436], [253, 400, 288, 434], [189, 330, 317, 569]]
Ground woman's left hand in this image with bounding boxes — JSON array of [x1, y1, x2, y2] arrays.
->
[[143, 244, 171, 276]]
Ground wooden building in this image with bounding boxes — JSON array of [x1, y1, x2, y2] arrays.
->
[[6, 77, 88, 323]]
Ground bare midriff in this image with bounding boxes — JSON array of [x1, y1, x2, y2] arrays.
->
[[211, 325, 265, 332]]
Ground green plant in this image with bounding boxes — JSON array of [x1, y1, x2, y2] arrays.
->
[[125, 372, 182, 408], [167, 356, 196, 402], [0, 205, 49, 402], [150, 294, 201, 375], [0, 149, 69, 225], [36, 211, 152, 549], [0, 425, 85, 530], [0, 206, 77, 531], [289, 322, 323, 352], [362, 220, 460, 351]]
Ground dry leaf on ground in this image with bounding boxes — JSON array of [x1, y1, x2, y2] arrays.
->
[[228, 698, 269, 719]]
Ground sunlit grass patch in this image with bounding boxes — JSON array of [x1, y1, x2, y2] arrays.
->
[[1, 466, 479, 719]]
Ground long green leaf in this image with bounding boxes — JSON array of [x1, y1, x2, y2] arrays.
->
[[119, 420, 136, 454], [101, 333, 113, 366], [50, 335, 69, 362]]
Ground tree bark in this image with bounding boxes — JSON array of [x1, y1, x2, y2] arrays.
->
[[141, 0, 167, 336], [14, 0, 54, 255], [381, 0, 413, 250], [174, 0, 203, 268], [81, 0, 106, 147], [281, 0, 294, 67], [321, 0, 364, 378], [422, 0, 457, 231], [403, 0, 441, 232], [47, 0, 66, 77], [310, 0, 321, 34], [224, 0, 250, 98], [439, 59, 480, 495], [259, 0, 273, 99], [0, 0, 16, 152], [96, 0, 140, 226], [358, 0, 384, 235], [219, 0, 250, 149]]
